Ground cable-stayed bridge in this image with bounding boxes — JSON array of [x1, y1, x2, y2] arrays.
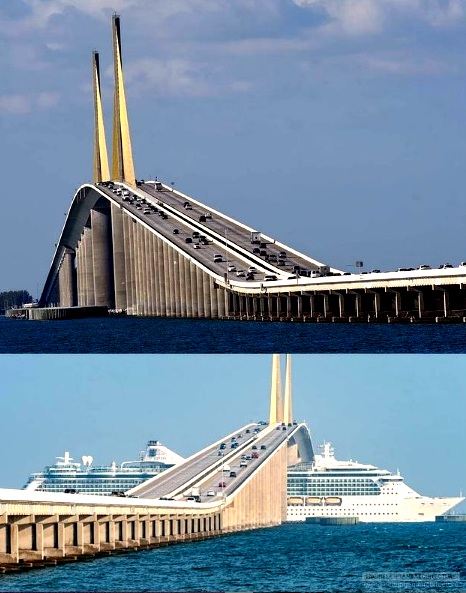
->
[[36, 15, 466, 322], [0, 356, 313, 571]]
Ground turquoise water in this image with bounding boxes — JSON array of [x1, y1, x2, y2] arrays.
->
[[1, 316, 466, 353], [1, 522, 465, 592]]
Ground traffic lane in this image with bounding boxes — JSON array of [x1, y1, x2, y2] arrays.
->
[[198, 426, 295, 499], [141, 188, 275, 274], [123, 194, 273, 279], [135, 443, 223, 497], [118, 200, 261, 278], [138, 451, 221, 498], [138, 430, 262, 498], [142, 187, 286, 275], [119, 183, 325, 278], [158, 429, 268, 499]]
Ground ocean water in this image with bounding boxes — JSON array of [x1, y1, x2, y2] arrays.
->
[[0, 522, 464, 592], [1, 316, 466, 353]]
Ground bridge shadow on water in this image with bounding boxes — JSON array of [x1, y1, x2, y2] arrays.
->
[[0, 316, 465, 353]]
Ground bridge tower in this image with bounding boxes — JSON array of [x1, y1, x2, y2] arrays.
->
[[283, 354, 293, 424], [269, 354, 283, 424], [92, 51, 110, 183], [111, 14, 136, 186]]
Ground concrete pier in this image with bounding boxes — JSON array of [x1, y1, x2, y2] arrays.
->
[[6, 306, 108, 321]]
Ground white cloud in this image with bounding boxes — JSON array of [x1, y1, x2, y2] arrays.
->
[[292, 0, 466, 36], [0, 91, 60, 115], [37, 91, 60, 109], [121, 57, 252, 98], [357, 53, 457, 76], [0, 94, 32, 115]]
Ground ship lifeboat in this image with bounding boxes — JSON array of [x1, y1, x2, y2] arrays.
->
[[324, 496, 342, 506], [287, 496, 304, 506], [305, 496, 323, 506]]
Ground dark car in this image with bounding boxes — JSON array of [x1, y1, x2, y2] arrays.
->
[[229, 471, 237, 478], [185, 237, 193, 243], [173, 228, 180, 234], [260, 445, 267, 450]]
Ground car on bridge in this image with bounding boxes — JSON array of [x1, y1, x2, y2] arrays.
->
[[218, 481, 226, 488]]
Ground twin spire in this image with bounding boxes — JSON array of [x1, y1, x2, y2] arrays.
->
[[92, 14, 135, 186], [269, 354, 293, 424]]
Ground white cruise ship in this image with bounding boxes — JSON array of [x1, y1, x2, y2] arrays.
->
[[287, 442, 464, 522], [23, 440, 184, 496]]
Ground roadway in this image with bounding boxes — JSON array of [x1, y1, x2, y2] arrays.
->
[[99, 180, 466, 293], [97, 180, 330, 285], [130, 421, 298, 501]]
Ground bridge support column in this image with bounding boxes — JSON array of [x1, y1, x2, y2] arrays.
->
[[172, 247, 181, 317], [297, 294, 302, 318], [163, 241, 173, 317], [210, 281, 219, 318], [59, 248, 76, 307], [408, 287, 424, 319], [139, 224, 148, 316], [190, 263, 199, 317], [440, 288, 449, 318], [286, 295, 291, 318], [252, 295, 258, 318], [196, 267, 205, 318], [179, 254, 187, 318], [386, 289, 401, 317], [373, 292, 380, 319], [156, 236, 166, 317], [92, 207, 114, 307], [217, 286, 226, 318], [122, 215, 134, 314], [203, 274, 212, 318], [76, 237, 84, 306], [245, 294, 251, 318], [141, 227, 151, 316], [83, 225, 95, 306], [189, 261, 197, 317], [148, 232, 157, 316], [111, 204, 127, 311], [184, 258, 192, 318]]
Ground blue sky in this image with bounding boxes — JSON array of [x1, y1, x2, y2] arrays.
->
[[1, 1, 466, 295], [1, 354, 464, 512]]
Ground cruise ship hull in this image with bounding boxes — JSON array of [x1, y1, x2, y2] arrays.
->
[[287, 495, 464, 523]]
